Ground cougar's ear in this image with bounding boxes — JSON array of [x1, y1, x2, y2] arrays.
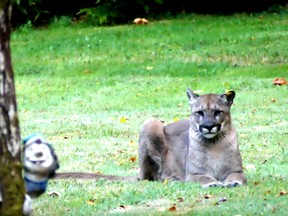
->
[[220, 90, 235, 106], [187, 88, 199, 103]]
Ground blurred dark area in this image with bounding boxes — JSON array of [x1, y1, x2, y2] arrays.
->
[[12, 0, 288, 27]]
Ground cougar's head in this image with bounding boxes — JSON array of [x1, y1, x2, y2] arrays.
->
[[187, 88, 235, 142]]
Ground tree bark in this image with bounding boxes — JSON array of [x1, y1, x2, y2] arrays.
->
[[0, 0, 25, 215]]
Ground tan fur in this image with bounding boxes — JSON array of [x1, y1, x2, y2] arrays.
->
[[138, 89, 246, 188]]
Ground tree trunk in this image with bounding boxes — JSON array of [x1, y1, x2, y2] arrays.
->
[[0, 0, 25, 215]]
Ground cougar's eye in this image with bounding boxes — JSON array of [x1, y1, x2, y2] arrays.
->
[[195, 111, 204, 117], [214, 110, 223, 116]]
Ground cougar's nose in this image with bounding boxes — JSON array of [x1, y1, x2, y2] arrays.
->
[[200, 123, 220, 133]]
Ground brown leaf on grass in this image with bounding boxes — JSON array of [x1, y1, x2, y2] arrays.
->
[[129, 156, 137, 163], [119, 205, 126, 209], [271, 98, 276, 102], [94, 170, 102, 174], [86, 199, 95, 205], [133, 18, 149, 25], [168, 204, 177, 212], [253, 181, 260, 186], [265, 190, 271, 195], [177, 197, 184, 202], [204, 194, 215, 199], [273, 77, 287, 85], [279, 191, 287, 196]]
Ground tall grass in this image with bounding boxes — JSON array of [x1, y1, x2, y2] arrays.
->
[[12, 13, 288, 215]]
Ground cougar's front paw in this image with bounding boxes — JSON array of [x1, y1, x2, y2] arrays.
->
[[203, 181, 224, 188], [223, 181, 243, 188]]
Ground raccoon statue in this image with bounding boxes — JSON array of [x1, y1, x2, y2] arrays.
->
[[0, 134, 59, 215], [22, 133, 59, 215], [22, 133, 59, 198]]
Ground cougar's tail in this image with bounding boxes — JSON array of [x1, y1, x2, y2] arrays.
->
[[52, 172, 138, 181]]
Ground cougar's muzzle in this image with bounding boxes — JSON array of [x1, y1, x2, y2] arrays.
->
[[199, 121, 221, 139]]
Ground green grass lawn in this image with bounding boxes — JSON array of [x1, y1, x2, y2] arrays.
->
[[12, 13, 288, 215]]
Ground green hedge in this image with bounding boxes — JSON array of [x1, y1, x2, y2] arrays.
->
[[12, 0, 287, 26]]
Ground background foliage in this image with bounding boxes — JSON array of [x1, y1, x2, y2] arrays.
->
[[13, 0, 287, 26]]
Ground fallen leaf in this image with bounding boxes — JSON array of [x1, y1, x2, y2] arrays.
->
[[271, 98, 276, 102], [94, 171, 102, 174], [177, 197, 184, 202], [279, 191, 287, 196], [133, 18, 149, 25], [168, 204, 177, 212], [204, 194, 215, 199], [265, 190, 271, 195], [86, 199, 95, 205], [120, 117, 127, 123], [129, 156, 136, 163], [273, 77, 287, 85], [129, 140, 136, 145], [157, 207, 166, 212], [223, 82, 230, 88], [240, 133, 248, 138], [245, 164, 256, 171], [173, 117, 179, 122], [163, 178, 168, 185], [253, 182, 260, 186], [146, 66, 153, 70]]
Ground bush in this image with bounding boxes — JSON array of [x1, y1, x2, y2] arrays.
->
[[12, 0, 288, 27], [79, 0, 164, 26]]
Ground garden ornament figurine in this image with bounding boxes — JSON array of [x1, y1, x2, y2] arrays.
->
[[22, 133, 59, 198], [22, 133, 59, 215]]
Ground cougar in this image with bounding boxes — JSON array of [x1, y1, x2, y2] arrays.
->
[[138, 89, 246, 188]]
